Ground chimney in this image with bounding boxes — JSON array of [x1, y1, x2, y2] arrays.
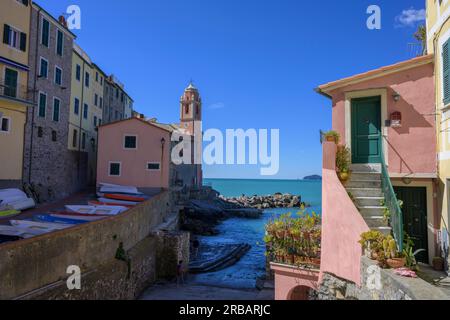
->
[[58, 15, 67, 28]]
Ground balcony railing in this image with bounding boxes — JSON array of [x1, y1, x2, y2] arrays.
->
[[0, 78, 33, 103], [380, 139, 404, 252]]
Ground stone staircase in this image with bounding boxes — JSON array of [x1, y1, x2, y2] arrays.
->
[[345, 164, 392, 235]]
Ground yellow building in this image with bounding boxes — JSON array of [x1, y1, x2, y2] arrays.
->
[[68, 43, 104, 184], [0, 0, 32, 187], [426, 0, 450, 270]]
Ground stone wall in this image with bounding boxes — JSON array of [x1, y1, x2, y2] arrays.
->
[[0, 191, 190, 300], [318, 257, 450, 300], [155, 231, 190, 280], [23, 7, 86, 202]]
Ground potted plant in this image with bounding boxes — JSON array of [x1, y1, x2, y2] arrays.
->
[[336, 145, 351, 182], [432, 257, 445, 271], [324, 130, 340, 144], [359, 230, 384, 259], [383, 236, 406, 269]]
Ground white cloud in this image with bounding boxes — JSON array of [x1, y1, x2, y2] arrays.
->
[[395, 8, 426, 27], [208, 102, 225, 110]]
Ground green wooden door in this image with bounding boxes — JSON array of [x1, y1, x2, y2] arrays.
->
[[351, 97, 382, 164], [394, 187, 429, 263]]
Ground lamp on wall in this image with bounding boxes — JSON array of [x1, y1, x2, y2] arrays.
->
[[393, 92, 401, 102]]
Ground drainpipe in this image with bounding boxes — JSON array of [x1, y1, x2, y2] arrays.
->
[[77, 60, 85, 182], [28, 6, 43, 185]]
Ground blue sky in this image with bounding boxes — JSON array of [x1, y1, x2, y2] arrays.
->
[[41, 0, 426, 179]]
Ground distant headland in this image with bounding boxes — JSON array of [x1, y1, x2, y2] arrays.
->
[[303, 175, 322, 181]]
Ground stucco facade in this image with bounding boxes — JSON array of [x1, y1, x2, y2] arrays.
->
[[97, 118, 171, 192], [0, 0, 32, 188], [22, 3, 81, 202]]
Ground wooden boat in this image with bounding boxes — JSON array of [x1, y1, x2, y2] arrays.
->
[[88, 201, 135, 208], [33, 214, 89, 225], [65, 205, 128, 216], [104, 193, 147, 202], [0, 225, 47, 238], [50, 214, 106, 222], [10, 220, 71, 231], [0, 210, 20, 218], [0, 189, 35, 210], [97, 198, 139, 206], [99, 183, 141, 195]]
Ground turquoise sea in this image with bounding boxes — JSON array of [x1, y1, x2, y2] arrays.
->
[[191, 179, 322, 289]]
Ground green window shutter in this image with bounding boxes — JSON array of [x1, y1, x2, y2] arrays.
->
[[19, 32, 27, 52], [38, 93, 46, 118], [443, 40, 450, 105], [41, 19, 49, 47], [3, 24, 10, 45]]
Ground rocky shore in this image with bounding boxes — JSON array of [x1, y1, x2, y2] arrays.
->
[[219, 193, 305, 210], [180, 191, 305, 236]]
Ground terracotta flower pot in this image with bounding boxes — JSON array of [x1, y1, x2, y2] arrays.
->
[[433, 257, 445, 271], [387, 258, 406, 269], [326, 136, 337, 143], [339, 172, 350, 182]]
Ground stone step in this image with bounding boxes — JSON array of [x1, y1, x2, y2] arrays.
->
[[364, 216, 390, 229], [358, 206, 386, 217], [350, 164, 382, 173], [350, 172, 382, 181], [354, 196, 385, 207], [346, 188, 383, 198], [373, 226, 392, 236], [346, 180, 382, 189]]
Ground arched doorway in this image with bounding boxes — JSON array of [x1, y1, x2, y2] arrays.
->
[[289, 286, 319, 300]]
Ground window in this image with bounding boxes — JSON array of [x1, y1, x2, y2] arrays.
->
[[52, 98, 60, 122], [4, 68, 18, 98], [98, 119, 102, 126], [185, 105, 189, 114], [444, 39, 450, 105], [96, 72, 99, 82], [109, 162, 121, 176], [72, 129, 77, 147], [94, 94, 98, 106], [94, 116, 97, 127], [85, 72, 90, 87], [124, 135, 137, 149], [54, 66, 62, 85], [116, 88, 119, 99], [51, 130, 57, 142], [15, 0, 29, 6], [76, 64, 81, 81], [0, 117, 10, 133], [74, 97, 80, 115], [39, 58, 48, 78], [99, 97, 103, 108], [100, 77, 103, 86], [83, 104, 88, 119], [121, 92, 124, 102], [3, 24, 27, 51], [41, 18, 50, 47], [38, 92, 46, 118], [147, 162, 160, 171], [56, 29, 63, 56], [37, 126, 43, 138], [81, 132, 86, 149]]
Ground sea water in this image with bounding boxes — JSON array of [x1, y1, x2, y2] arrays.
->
[[191, 179, 322, 289]]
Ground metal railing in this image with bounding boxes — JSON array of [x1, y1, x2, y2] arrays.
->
[[380, 139, 404, 251], [0, 78, 33, 103]]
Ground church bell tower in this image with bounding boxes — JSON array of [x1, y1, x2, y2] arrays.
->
[[180, 82, 202, 136]]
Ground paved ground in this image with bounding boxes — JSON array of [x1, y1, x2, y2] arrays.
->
[[140, 281, 274, 301]]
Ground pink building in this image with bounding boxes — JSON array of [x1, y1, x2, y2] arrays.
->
[[97, 83, 204, 193], [97, 117, 171, 193], [272, 55, 440, 300]]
